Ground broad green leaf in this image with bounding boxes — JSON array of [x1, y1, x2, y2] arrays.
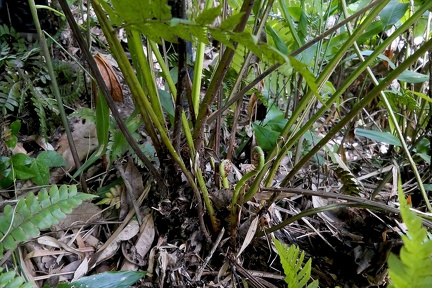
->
[[57, 271, 146, 288], [95, 91, 109, 147], [355, 128, 401, 146], [0, 168, 13, 188], [379, 0, 409, 29], [159, 89, 174, 118], [266, 24, 288, 55], [37, 151, 67, 167], [29, 161, 50, 186], [9, 120, 21, 134], [99, 0, 122, 25], [252, 123, 280, 151], [11, 153, 32, 166], [195, 6, 221, 25], [397, 70, 428, 83], [220, 12, 244, 30], [357, 21, 384, 44], [14, 165, 36, 180], [0, 156, 10, 170], [5, 135, 17, 149]]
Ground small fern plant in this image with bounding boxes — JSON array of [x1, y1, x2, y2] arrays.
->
[[0, 184, 96, 259], [0, 267, 32, 288], [387, 181, 432, 287], [274, 238, 319, 288]]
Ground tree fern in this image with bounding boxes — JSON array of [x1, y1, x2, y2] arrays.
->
[[274, 238, 319, 288], [0, 268, 32, 288], [387, 182, 432, 287], [0, 185, 96, 260]]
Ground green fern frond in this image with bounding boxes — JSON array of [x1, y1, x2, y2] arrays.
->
[[274, 238, 319, 288], [30, 96, 48, 139], [387, 181, 432, 288], [0, 268, 32, 288], [53, 60, 85, 105], [0, 185, 96, 260]]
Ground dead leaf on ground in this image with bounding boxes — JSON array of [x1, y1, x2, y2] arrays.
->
[[89, 219, 140, 269], [50, 119, 99, 183], [135, 214, 155, 258], [53, 201, 102, 231]]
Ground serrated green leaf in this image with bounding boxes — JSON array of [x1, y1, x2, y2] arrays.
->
[[220, 12, 244, 30], [289, 56, 320, 101], [0, 185, 95, 257], [36, 151, 67, 168], [26, 193, 41, 214], [10, 227, 27, 243], [388, 175, 432, 287], [195, 6, 221, 25], [0, 271, 16, 285], [99, 0, 122, 25], [210, 30, 235, 50], [112, 0, 171, 22]]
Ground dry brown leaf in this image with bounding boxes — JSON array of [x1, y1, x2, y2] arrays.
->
[[54, 202, 102, 231], [135, 214, 155, 258], [51, 119, 99, 183], [119, 158, 144, 220], [94, 53, 123, 102], [72, 258, 89, 281], [89, 220, 139, 268], [237, 215, 259, 257]]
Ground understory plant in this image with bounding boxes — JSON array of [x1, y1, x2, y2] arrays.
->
[[274, 238, 319, 288], [387, 177, 432, 287], [0, 23, 84, 139], [44, 0, 432, 285], [0, 185, 95, 285]]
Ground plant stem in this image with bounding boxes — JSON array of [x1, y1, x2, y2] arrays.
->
[[28, 0, 87, 191], [341, 0, 432, 212]]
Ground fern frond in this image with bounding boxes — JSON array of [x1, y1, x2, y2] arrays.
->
[[0, 185, 96, 260], [330, 152, 362, 195], [387, 179, 432, 288], [53, 60, 85, 105], [0, 268, 32, 288], [274, 238, 319, 288], [30, 96, 48, 139]]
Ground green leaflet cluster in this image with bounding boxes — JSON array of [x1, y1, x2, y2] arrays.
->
[[387, 184, 432, 287], [0, 185, 96, 260], [0, 24, 85, 139], [274, 238, 319, 288], [0, 267, 32, 288]]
